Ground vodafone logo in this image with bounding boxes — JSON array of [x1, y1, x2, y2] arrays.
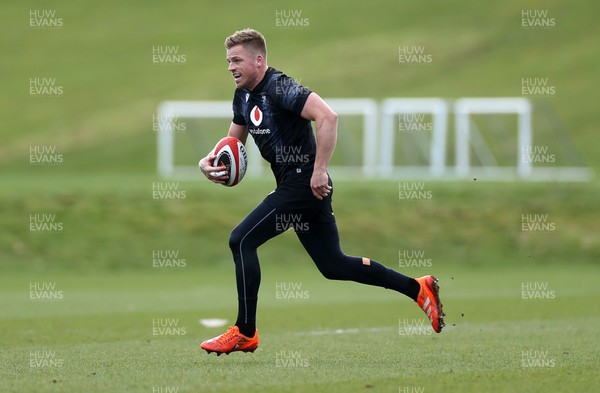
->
[[250, 105, 263, 127], [247, 104, 270, 134]]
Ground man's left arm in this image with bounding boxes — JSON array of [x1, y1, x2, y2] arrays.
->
[[301, 92, 338, 200]]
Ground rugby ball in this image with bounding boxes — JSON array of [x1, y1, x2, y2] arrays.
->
[[211, 136, 247, 187]]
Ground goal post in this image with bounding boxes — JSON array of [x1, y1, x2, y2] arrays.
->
[[156, 98, 591, 181], [323, 98, 378, 178], [379, 98, 449, 178], [156, 100, 263, 179], [156, 98, 378, 180], [454, 97, 532, 178]]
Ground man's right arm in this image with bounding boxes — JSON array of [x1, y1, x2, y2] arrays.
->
[[228, 122, 248, 145], [198, 122, 248, 184]]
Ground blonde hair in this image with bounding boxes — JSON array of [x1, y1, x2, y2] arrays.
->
[[224, 28, 267, 59]]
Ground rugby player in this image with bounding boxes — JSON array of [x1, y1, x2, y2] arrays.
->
[[198, 28, 445, 355]]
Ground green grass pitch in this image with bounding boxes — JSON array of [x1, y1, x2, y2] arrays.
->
[[1, 177, 599, 392], [2, 261, 599, 393]]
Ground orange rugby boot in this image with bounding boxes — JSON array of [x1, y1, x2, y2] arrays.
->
[[201, 326, 259, 355], [415, 275, 445, 333]]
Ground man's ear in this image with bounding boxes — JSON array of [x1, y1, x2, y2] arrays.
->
[[256, 54, 265, 67]]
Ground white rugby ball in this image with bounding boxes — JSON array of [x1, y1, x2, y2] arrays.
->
[[211, 136, 247, 187]]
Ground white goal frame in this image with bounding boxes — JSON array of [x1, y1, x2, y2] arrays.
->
[[156, 101, 264, 179], [156, 99, 378, 179], [453, 98, 591, 180], [455, 97, 532, 178], [157, 98, 591, 181], [379, 98, 449, 178]]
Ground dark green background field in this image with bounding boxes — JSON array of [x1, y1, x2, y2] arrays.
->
[[1, 0, 599, 392]]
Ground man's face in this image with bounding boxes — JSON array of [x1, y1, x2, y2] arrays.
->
[[226, 44, 263, 90]]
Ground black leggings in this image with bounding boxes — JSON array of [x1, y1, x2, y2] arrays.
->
[[229, 200, 416, 327]]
